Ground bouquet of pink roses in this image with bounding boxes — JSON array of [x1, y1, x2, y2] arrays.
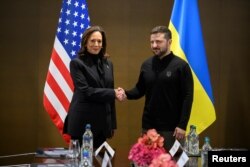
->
[[128, 129, 166, 166], [149, 153, 178, 167]]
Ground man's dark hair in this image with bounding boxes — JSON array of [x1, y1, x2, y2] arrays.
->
[[150, 26, 172, 40]]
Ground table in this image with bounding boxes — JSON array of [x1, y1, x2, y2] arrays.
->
[[32, 148, 201, 167], [32, 148, 115, 167]]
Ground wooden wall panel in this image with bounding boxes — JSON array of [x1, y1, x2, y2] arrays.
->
[[0, 0, 249, 166]]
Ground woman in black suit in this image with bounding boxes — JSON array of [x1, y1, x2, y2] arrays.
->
[[63, 26, 122, 148]]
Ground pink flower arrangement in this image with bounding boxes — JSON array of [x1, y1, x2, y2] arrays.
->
[[149, 153, 178, 167], [128, 129, 166, 166]]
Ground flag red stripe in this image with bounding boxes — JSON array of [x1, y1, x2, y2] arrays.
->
[[43, 94, 70, 142], [46, 71, 70, 112], [43, 94, 64, 131], [51, 49, 74, 91]]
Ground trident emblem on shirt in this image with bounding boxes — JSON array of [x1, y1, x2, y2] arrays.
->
[[166, 71, 172, 77]]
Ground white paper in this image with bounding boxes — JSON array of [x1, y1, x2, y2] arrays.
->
[[44, 150, 68, 156], [101, 151, 112, 167], [169, 140, 181, 157], [95, 141, 115, 167], [95, 142, 104, 156], [177, 151, 189, 167], [103, 142, 115, 157], [95, 141, 115, 157]]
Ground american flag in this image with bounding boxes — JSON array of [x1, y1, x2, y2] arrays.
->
[[43, 0, 90, 142]]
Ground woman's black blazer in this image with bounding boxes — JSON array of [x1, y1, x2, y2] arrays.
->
[[63, 55, 117, 139]]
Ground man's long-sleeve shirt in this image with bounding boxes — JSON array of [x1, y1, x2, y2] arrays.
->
[[126, 52, 193, 131]]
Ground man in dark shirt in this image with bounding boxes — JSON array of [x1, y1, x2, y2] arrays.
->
[[125, 26, 194, 150]]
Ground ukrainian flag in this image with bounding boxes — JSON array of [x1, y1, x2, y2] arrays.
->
[[169, 0, 216, 134]]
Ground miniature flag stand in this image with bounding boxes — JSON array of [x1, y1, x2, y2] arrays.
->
[[169, 140, 189, 167], [94, 142, 115, 167]]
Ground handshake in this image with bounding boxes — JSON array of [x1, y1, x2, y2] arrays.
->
[[114, 87, 127, 102]]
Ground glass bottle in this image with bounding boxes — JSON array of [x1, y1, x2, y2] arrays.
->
[[81, 124, 93, 166], [201, 137, 212, 167], [188, 125, 199, 155]]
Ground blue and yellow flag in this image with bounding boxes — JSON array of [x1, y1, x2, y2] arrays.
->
[[169, 0, 216, 134]]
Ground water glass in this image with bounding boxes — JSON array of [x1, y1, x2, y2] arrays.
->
[[67, 139, 80, 159]]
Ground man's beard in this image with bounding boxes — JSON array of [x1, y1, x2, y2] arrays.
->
[[153, 49, 167, 58]]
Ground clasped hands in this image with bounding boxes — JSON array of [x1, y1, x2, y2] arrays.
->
[[114, 87, 126, 102]]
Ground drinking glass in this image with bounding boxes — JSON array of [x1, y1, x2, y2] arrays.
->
[[67, 139, 80, 159]]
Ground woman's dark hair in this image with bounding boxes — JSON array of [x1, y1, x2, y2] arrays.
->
[[150, 26, 172, 40], [78, 26, 107, 57]]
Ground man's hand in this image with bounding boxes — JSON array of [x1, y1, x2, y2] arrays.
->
[[114, 87, 127, 102], [173, 127, 186, 140]]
